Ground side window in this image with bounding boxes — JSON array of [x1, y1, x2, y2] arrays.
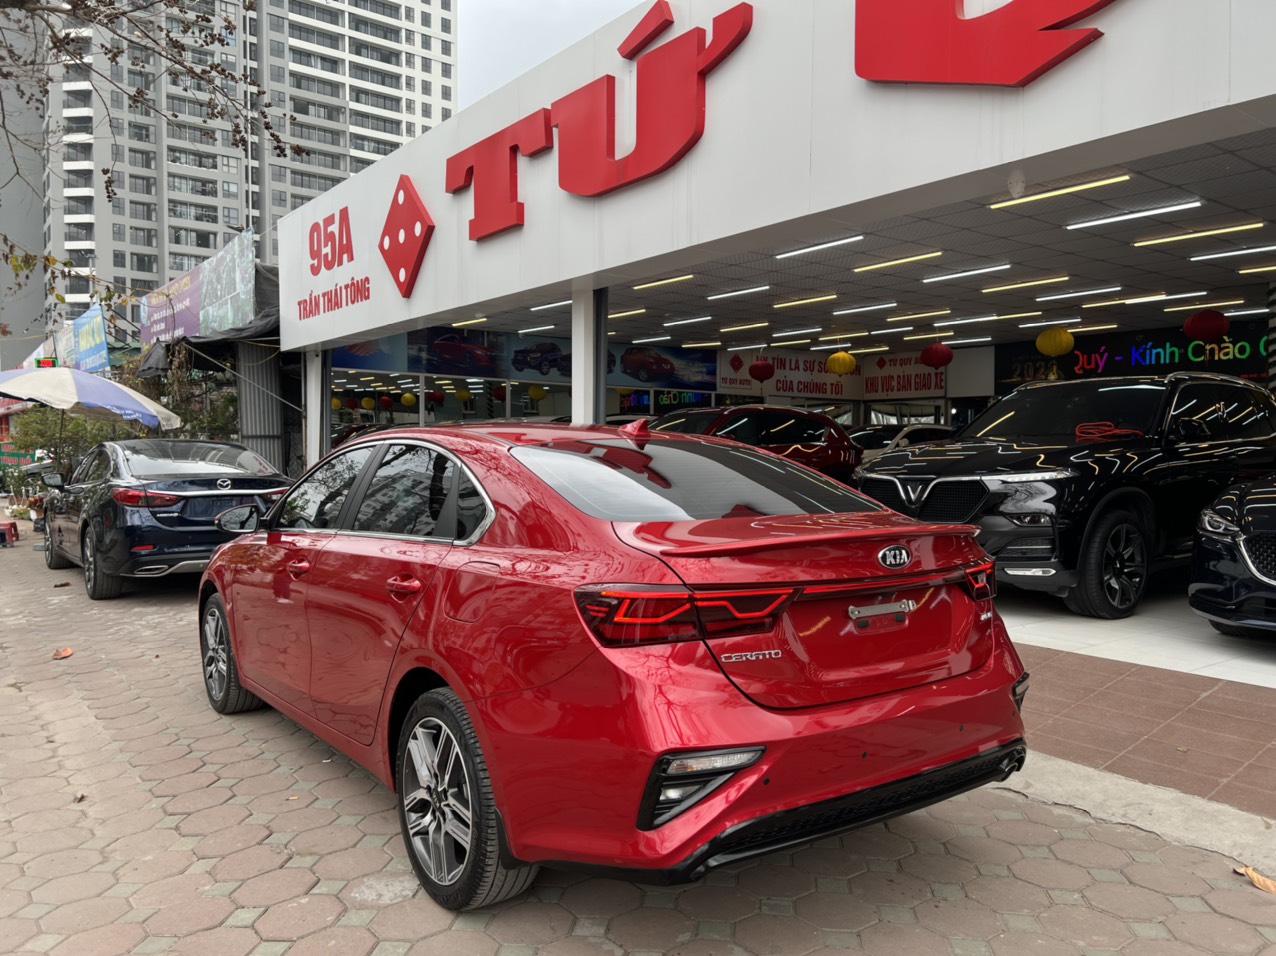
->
[[352, 444, 454, 538], [276, 447, 374, 530], [754, 412, 827, 445], [455, 470, 487, 541], [716, 413, 763, 446], [84, 449, 112, 483], [1171, 385, 1270, 441], [71, 449, 103, 484]]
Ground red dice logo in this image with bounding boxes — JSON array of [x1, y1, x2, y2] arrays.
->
[[729, 354, 744, 374], [380, 176, 435, 298]]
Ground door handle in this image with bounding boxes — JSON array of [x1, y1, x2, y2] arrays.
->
[[286, 559, 311, 578], [386, 576, 422, 597]]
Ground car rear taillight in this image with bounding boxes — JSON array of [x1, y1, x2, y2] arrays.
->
[[112, 489, 181, 509], [575, 586, 797, 648], [963, 561, 997, 602]]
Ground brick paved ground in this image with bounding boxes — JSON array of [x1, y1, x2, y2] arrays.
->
[[2, 522, 1275, 955]]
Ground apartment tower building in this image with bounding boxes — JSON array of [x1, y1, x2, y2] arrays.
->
[[41, 0, 457, 333]]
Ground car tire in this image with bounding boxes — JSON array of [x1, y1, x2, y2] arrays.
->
[[1208, 619, 1270, 639], [44, 522, 72, 570], [539, 361, 552, 376], [200, 593, 265, 714], [1067, 509, 1149, 619], [637, 367, 650, 382], [396, 688, 539, 910], [82, 532, 123, 600]]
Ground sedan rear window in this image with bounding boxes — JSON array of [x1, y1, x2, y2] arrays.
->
[[512, 439, 879, 522], [121, 441, 280, 477]]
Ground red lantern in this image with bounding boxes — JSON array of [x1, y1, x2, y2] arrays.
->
[[378, 395, 394, 410], [492, 385, 507, 402], [748, 357, 775, 384], [1184, 309, 1230, 344], [430, 390, 446, 405], [920, 343, 955, 370], [344, 397, 358, 410]]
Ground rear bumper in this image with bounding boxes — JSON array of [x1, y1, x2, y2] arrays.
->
[[476, 622, 1027, 875], [537, 740, 1027, 883]]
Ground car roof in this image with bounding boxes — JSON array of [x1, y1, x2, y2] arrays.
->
[[1017, 372, 1260, 390], [340, 422, 638, 451]]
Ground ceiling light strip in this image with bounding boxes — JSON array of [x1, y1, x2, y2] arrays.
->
[[854, 252, 943, 273], [774, 295, 838, 309], [663, 316, 714, 327], [633, 274, 695, 290], [518, 325, 555, 334], [720, 322, 770, 332], [608, 309, 647, 319], [904, 332, 955, 341], [833, 302, 897, 315], [1020, 317, 1082, 328], [1191, 244, 1276, 262], [1133, 222, 1264, 247], [1067, 200, 1203, 230], [1073, 325, 1119, 333], [922, 264, 1011, 283], [1038, 286, 1121, 302], [888, 310, 951, 322], [1164, 299, 1245, 313], [531, 299, 571, 312], [452, 317, 488, 327], [775, 236, 864, 259], [632, 336, 672, 344], [983, 276, 1069, 294], [771, 327, 823, 337], [707, 285, 771, 300], [989, 174, 1131, 210]]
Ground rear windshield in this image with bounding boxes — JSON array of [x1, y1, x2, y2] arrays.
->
[[121, 441, 280, 478], [848, 428, 900, 450], [512, 438, 879, 522], [651, 412, 717, 435]]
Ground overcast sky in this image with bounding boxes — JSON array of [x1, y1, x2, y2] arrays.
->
[[459, 0, 639, 108]]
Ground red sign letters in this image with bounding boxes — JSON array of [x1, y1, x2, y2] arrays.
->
[[446, 1, 753, 242], [856, 0, 1122, 88]]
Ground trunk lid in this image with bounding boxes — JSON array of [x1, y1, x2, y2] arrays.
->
[[613, 512, 996, 709], [135, 476, 290, 529]]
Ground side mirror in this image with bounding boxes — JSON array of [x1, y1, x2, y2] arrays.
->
[[41, 473, 64, 489], [215, 505, 260, 535]]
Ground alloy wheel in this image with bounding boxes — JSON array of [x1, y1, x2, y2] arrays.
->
[[202, 605, 229, 701], [1102, 522, 1146, 611], [83, 538, 95, 590], [402, 717, 473, 886]]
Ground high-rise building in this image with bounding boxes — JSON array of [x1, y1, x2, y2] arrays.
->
[[39, 0, 458, 334]]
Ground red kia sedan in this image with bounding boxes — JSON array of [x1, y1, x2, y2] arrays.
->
[[198, 423, 1027, 910]]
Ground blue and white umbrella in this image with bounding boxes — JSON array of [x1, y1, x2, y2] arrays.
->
[[0, 366, 181, 430]]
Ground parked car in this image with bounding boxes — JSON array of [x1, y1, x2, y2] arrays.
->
[[198, 423, 1028, 910], [556, 351, 616, 377], [856, 373, 1276, 619], [1189, 476, 1276, 637], [621, 346, 676, 382], [41, 440, 291, 600], [512, 341, 562, 375], [650, 405, 862, 482], [432, 334, 497, 371], [849, 424, 953, 462]]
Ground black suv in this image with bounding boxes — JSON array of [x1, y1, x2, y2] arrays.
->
[[856, 373, 1276, 618]]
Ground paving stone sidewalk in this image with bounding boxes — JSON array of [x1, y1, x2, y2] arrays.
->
[[2, 525, 1275, 955]]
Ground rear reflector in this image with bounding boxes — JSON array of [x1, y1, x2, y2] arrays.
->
[[575, 586, 797, 647], [113, 488, 181, 508], [964, 561, 997, 602]]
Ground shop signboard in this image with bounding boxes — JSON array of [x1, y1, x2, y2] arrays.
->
[[859, 351, 947, 401], [72, 304, 109, 374], [717, 349, 860, 401], [140, 230, 255, 345], [993, 320, 1268, 393]]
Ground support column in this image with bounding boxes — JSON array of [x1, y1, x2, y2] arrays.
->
[[235, 341, 284, 472], [304, 348, 326, 467], [571, 287, 609, 425], [1269, 284, 1276, 390]]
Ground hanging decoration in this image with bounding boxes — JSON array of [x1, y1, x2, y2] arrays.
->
[[379, 395, 394, 410], [492, 385, 507, 402], [430, 390, 446, 405], [401, 392, 417, 407], [748, 357, 775, 384], [345, 397, 359, 410], [617, 388, 635, 396], [919, 343, 955, 370], [1183, 309, 1230, 344], [825, 351, 857, 376], [528, 384, 548, 402], [361, 397, 376, 411], [1036, 327, 1075, 358], [330, 398, 343, 411], [456, 388, 473, 403]]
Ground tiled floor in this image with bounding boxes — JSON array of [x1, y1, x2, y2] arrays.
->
[[998, 572, 1276, 689]]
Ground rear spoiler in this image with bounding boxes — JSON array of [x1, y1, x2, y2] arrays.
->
[[659, 523, 980, 557]]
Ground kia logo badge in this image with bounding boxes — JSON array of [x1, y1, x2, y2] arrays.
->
[[879, 546, 912, 570], [217, 478, 232, 491]]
